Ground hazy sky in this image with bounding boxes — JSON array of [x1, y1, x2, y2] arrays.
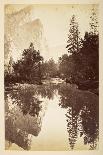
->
[[5, 4, 98, 62]]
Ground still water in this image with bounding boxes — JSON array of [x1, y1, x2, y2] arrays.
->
[[5, 82, 99, 151]]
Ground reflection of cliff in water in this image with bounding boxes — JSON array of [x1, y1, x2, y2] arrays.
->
[[5, 83, 99, 150], [58, 83, 99, 150], [5, 86, 47, 150]]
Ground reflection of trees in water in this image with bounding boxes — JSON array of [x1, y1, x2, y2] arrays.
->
[[58, 83, 99, 150], [8, 88, 42, 116], [5, 84, 59, 150], [7, 84, 59, 115], [66, 107, 78, 150], [5, 92, 40, 150], [5, 83, 99, 150], [35, 84, 58, 99], [80, 105, 99, 150]]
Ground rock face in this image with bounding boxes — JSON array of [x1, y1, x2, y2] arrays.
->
[[4, 5, 47, 71]]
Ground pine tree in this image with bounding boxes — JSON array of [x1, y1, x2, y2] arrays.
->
[[89, 8, 98, 35], [66, 15, 81, 54]]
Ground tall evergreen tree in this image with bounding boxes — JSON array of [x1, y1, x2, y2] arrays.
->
[[78, 8, 99, 82], [66, 15, 81, 54], [89, 8, 99, 35]]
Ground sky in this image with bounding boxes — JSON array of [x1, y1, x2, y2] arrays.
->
[[5, 4, 99, 62]]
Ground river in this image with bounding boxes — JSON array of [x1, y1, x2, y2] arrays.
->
[[5, 80, 99, 151]]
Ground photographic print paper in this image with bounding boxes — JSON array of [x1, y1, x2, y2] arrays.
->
[[4, 3, 99, 151], [0, 0, 102, 154]]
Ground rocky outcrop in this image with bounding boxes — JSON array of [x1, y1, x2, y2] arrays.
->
[[4, 5, 47, 71]]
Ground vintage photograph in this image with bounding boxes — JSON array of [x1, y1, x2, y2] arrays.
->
[[4, 4, 99, 151]]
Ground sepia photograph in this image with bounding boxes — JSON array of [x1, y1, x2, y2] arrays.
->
[[4, 2, 99, 151]]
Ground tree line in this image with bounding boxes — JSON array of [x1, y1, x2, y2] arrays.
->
[[59, 9, 99, 90], [4, 42, 58, 85], [5, 8, 99, 91]]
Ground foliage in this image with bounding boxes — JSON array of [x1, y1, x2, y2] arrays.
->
[[13, 43, 43, 84], [59, 12, 99, 88], [59, 54, 75, 80], [78, 32, 99, 81], [66, 15, 82, 54], [89, 8, 98, 35], [41, 58, 58, 78]]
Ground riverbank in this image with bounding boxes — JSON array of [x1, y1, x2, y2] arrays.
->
[[5, 78, 99, 96]]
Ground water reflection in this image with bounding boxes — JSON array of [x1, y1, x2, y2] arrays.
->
[[5, 84, 57, 150], [58, 83, 99, 150], [5, 83, 99, 150], [5, 96, 42, 149]]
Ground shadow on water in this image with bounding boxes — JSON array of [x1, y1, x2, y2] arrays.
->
[[5, 82, 99, 150]]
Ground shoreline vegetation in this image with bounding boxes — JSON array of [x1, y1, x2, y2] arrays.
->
[[5, 11, 99, 96]]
